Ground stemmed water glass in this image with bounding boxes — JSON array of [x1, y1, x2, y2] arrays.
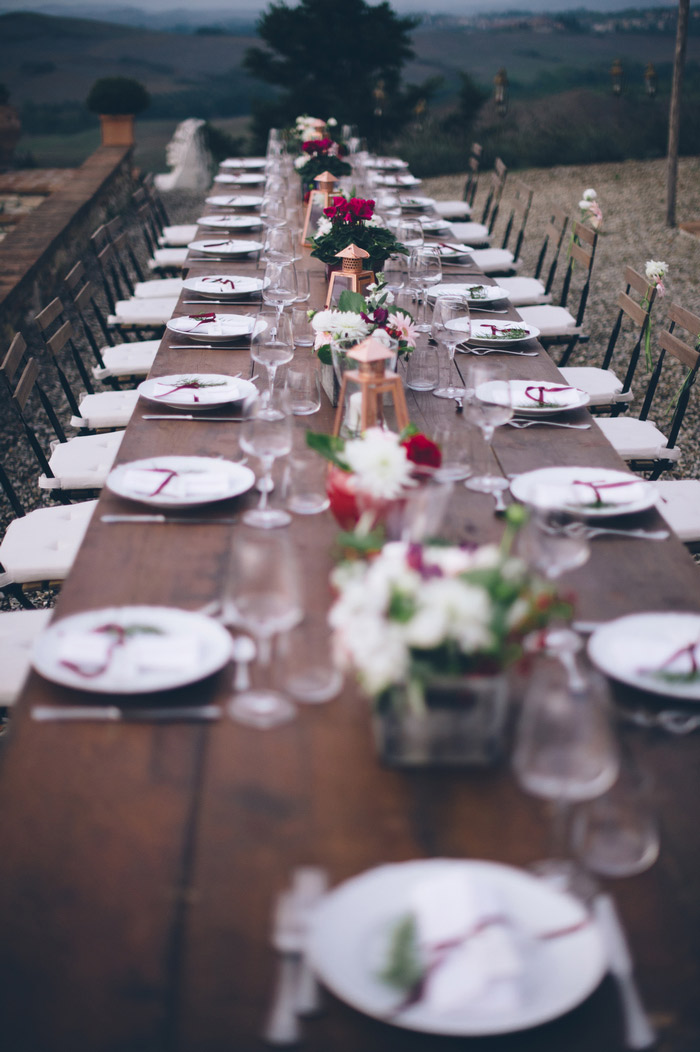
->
[[431, 296, 468, 400], [262, 261, 298, 320], [239, 396, 293, 529], [251, 311, 294, 414], [408, 246, 442, 332], [223, 531, 303, 728], [513, 648, 620, 892], [516, 490, 591, 581], [263, 226, 295, 265], [463, 359, 513, 498]]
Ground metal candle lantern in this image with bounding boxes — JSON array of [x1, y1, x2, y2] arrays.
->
[[332, 336, 410, 437], [325, 243, 376, 307], [301, 170, 337, 247]]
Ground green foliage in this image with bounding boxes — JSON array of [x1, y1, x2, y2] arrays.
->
[[86, 76, 150, 116], [201, 122, 245, 163], [244, 0, 422, 145], [305, 431, 350, 471], [378, 913, 422, 992]]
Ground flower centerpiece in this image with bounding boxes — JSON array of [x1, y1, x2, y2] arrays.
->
[[307, 425, 441, 532], [310, 194, 406, 274], [293, 115, 351, 196], [328, 515, 568, 766], [310, 275, 417, 366]]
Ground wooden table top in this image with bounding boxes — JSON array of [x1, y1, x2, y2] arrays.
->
[[1, 196, 699, 1052]]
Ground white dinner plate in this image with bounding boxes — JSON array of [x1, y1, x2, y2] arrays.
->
[[219, 156, 266, 169], [451, 319, 541, 346], [510, 466, 658, 518], [106, 455, 255, 509], [419, 216, 451, 232], [434, 242, 474, 261], [588, 612, 700, 701], [138, 373, 258, 410], [373, 175, 421, 187], [499, 380, 590, 415], [205, 194, 263, 209], [214, 172, 266, 185], [399, 196, 436, 212], [366, 157, 409, 170], [195, 214, 263, 231], [182, 274, 265, 299], [430, 283, 509, 304], [188, 238, 263, 257], [167, 312, 255, 342], [308, 858, 605, 1036], [33, 606, 233, 695]]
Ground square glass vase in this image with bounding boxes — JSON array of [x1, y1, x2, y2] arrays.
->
[[372, 672, 509, 768]]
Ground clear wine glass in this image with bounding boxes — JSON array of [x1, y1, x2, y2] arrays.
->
[[463, 359, 513, 496], [513, 651, 620, 892], [239, 397, 293, 529], [251, 311, 294, 414], [431, 296, 468, 400], [396, 218, 424, 250], [262, 261, 298, 321], [516, 494, 591, 581], [223, 531, 303, 728], [262, 226, 295, 265], [408, 246, 442, 332]]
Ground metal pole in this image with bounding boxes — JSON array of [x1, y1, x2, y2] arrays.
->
[[666, 0, 690, 227]]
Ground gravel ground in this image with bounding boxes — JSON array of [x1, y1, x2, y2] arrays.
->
[[3, 162, 700, 612]]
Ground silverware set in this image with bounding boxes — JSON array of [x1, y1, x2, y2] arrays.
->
[[263, 867, 328, 1045]]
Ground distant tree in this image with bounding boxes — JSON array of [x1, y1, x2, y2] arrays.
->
[[244, 0, 430, 144]]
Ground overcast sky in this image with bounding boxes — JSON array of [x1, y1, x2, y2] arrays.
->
[[0, 0, 681, 12]]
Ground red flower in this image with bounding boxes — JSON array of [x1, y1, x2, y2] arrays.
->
[[302, 137, 333, 155], [401, 433, 442, 470]]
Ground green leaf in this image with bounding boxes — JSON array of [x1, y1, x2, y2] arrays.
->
[[378, 913, 423, 992], [388, 589, 416, 623], [337, 290, 368, 314], [317, 344, 332, 365], [305, 431, 349, 469]]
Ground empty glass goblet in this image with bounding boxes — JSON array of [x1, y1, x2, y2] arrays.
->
[[251, 311, 294, 414], [262, 260, 298, 321], [431, 296, 468, 400], [239, 397, 293, 529], [408, 246, 442, 332], [516, 488, 591, 580], [463, 360, 513, 495]]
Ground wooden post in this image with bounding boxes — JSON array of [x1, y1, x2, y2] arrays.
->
[[666, 0, 690, 227]]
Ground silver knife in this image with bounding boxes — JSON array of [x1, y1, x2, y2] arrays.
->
[[167, 344, 250, 350], [593, 893, 656, 1049], [183, 299, 261, 305], [142, 414, 246, 421], [101, 515, 239, 524], [32, 704, 223, 722]]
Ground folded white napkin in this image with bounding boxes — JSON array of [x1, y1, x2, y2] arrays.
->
[[153, 381, 232, 404], [58, 631, 113, 674], [408, 870, 522, 1014], [123, 468, 230, 499], [563, 476, 647, 508], [129, 634, 200, 674], [515, 384, 578, 409]]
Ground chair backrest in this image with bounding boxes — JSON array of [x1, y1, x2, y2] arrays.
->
[[35, 298, 94, 407], [68, 277, 113, 364], [92, 238, 125, 313], [596, 266, 657, 397], [142, 172, 170, 228], [480, 157, 508, 230], [532, 207, 569, 293], [558, 220, 598, 320], [638, 303, 700, 461], [497, 177, 533, 259], [0, 337, 66, 482], [463, 142, 482, 206]]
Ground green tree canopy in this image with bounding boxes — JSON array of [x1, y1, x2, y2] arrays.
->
[[244, 0, 426, 144]]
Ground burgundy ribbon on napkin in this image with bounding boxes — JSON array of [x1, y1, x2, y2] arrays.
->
[[572, 479, 638, 503], [202, 241, 233, 248], [154, 379, 227, 402], [188, 312, 217, 328], [524, 384, 573, 405], [60, 622, 127, 679], [202, 277, 236, 289]]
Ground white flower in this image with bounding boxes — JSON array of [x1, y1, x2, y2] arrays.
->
[[327, 117, 338, 127], [294, 155, 309, 170], [315, 215, 332, 237], [403, 578, 493, 654], [582, 188, 597, 201], [343, 428, 415, 499], [645, 259, 668, 285], [311, 309, 370, 342]]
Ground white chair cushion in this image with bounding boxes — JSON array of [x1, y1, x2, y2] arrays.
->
[[108, 297, 178, 327], [497, 277, 550, 307], [0, 500, 97, 585], [92, 340, 160, 380], [468, 248, 519, 275], [148, 248, 188, 271], [596, 418, 680, 462], [517, 304, 579, 338], [434, 200, 472, 220], [133, 277, 184, 300], [40, 430, 124, 491], [70, 390, 139, 431], [559, 367, 633, 406], [0, 609, 53, 705], [158, 224, 198, 247], [655, 480, 700, 542], [448, 221, 491, 246]]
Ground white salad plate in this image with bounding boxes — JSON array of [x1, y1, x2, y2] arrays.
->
[[166, 313, 255, 342], [365, 157, 409, 170], [33, 606, 233, 695], [493, 380, 590, 415], [219, 156, 266, 169], [182, 274, 265, 299], [195, 215, 263, 231], [106, 455, 255, 509], [588, 612, 700, 701], [308, 858, 605, 1037], [214, 172, 265, 185], [138, 373, 258, 410], [510, 466, 658, 518], [429, 283, 509, 304], [188, 238, 263, 257], [205, 194, 263, 209], [450, 319, 541, 346], [399, 196, 436, 212]]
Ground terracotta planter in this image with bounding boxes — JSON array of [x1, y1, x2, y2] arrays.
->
[[99, 114, 134, 147]]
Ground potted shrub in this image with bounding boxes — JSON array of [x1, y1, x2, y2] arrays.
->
[[86, 77, 150, 147]]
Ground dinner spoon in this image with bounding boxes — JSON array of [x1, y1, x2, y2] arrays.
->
[[508, 419, 591, 429]]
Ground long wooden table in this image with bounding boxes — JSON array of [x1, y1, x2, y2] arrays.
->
[[1, 189, 699, 1052]]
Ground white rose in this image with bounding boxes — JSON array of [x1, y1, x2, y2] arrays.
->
[[315, 216, 332, 236], [582, 188, 597, 201]]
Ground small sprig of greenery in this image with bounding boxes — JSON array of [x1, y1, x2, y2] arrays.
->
[[378, 914, 423, 992]]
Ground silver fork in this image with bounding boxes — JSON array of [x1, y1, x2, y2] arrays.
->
[[459, 346, 539, 357], [508, 419, 591, 429], [575, 525, 670, 541], [263, 891, 303, 1045]]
